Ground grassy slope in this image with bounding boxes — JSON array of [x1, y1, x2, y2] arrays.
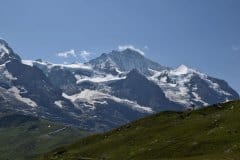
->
[[0, 114, 88, 160], [39, 100, 240, 160]]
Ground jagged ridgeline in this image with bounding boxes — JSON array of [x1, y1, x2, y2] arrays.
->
[[0, 39, 239, 132]]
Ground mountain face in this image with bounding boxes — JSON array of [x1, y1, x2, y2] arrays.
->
[[0, 39, 239, 132], [109, 69, 183, 112]]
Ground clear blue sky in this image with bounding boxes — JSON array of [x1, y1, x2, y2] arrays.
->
[[0, 0, 239, 93]]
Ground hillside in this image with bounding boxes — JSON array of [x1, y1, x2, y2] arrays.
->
[[0, 113, 88, 160], [39, 100, 240, 160]]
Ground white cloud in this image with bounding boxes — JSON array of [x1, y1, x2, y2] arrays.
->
[[79, 50, 91, 61], [232, 45, 240, 52], [143, 45, 149, 50], [56, 49, 92, 61], [118, 45, 145, 55], [232, 45, 240, 51], [57, 49, 76, 58]]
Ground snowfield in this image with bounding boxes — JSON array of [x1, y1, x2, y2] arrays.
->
[[63, 89, 154, 113]]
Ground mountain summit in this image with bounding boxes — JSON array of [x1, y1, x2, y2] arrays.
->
[[88, 48, 167, 75], [0, 39, 21, 64]]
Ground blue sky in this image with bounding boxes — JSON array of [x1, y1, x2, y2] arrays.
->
[[0, 0, 239, 93]]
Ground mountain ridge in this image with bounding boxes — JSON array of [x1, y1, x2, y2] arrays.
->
[[0, 39, 239, 132]]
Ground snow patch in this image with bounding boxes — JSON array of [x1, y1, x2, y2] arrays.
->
[[7, 87, 38, 107], [149, 69, 192, 106], [22, 60, 92, 70], [56, 63, 92, 70], [192, 92, 209, 106], [3, 70, 17, 80], [54, 100, 64, 108], [21, 60, 34, 67], [75, 74, 125, 83], [171, 65, 190, 75], [63, 89, 153, 113], [0, 43, 10, 58], [149, 66, 232, 107]]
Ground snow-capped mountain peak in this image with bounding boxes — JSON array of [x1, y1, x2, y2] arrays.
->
[[0, 39, 21, 64], [89, 49, 167, 75]]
